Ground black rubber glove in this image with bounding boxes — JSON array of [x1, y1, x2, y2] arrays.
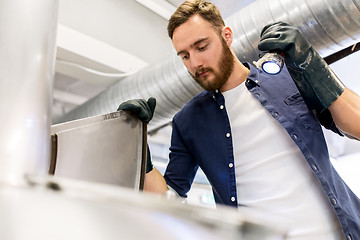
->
[[258, 22, 345, 111], [145, 144, 153, 174], [117, 97, 156, 173], [117, 97, 156, 124]]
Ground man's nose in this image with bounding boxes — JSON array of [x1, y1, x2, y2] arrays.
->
[[189, 54, 203, 71]]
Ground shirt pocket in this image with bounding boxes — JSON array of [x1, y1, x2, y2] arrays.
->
[[284, 92, 321, 132]]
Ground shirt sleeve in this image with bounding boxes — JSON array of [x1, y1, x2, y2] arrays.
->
[[164, 119, 199, 198], [315, 109, 344, 136]]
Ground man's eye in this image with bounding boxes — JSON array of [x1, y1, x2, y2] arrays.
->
[[182, 54, 189, 60], [198, 44, 208, 51]]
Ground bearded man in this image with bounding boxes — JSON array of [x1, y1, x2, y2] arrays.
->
[[118, 1, 360, 239]]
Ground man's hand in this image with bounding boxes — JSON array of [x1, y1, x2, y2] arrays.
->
[[258, 22, 310, 64], [117, 97, 156, 173], [117, 97, 156, 124], [258, 22, 345, 111]]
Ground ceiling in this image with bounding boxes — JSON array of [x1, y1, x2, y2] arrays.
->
[[54, 0, 360, 119], [54, 0, 360, 140], [53, 0, 256, 120], [53, 0, 360, 166]]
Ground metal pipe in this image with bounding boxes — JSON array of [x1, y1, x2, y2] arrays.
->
[[56, 55, 203, 130], [228, 0, 360, 62], [56, 0, 360, 132], [0, 0, 59, 186], [324, 42, 360, 64]]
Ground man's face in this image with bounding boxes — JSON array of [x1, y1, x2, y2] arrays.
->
[[172, 15, 234, 91]]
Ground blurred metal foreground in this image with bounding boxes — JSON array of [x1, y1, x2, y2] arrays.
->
[[50, 111, 146, 190], [0, 0, 58, 186], [0, 175, 285, 240]]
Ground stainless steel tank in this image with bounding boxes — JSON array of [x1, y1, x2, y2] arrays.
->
[[0, 0, 58, 186], [0, 175, 285, 240]]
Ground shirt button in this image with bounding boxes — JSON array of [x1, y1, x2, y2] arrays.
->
[[347, 234, 352, 240], [331, 197, 337, 206], [274, 112, 279, 117], [226, 133, 231, 138], [228, 163, 233, 168], [292, 134, 298, 140], [231, 197, 236, 202], [220, 105, 224, 110], [215, 89, 219, 93], [311, 164, 318, 171]]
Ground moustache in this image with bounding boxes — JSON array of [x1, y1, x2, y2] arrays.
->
[[195, 67, 213, 78]]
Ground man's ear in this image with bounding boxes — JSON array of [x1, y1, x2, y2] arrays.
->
[[222, 26, 233, 45]]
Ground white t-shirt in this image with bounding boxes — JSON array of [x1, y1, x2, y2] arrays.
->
[[222, 82, 343, 239]]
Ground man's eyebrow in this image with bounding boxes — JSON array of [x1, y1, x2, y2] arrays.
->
[[177, 50, 187, 56], [176, 37, 209, 56], [193, 37, 209, 47]]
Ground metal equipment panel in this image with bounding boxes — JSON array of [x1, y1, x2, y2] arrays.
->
[[50, 111, 146, 190]]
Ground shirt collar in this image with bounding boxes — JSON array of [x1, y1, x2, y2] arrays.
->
[[244, 62, 260, 87], [208, 62, 260, 98]]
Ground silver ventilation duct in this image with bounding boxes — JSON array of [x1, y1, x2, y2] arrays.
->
[[56, 0, 360, 132], [0, 0, 58, 186]]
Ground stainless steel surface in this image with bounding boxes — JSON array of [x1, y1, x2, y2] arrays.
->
[[55, 0, 360, 132], [0, 0, 58, 186], [0, 175, 285, 240], [51, 111, 145, 190]]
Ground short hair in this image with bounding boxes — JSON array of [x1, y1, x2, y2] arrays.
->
[[167, 0, 225, 39]]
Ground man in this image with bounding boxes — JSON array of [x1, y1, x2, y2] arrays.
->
[[118, 1, 360, 239]]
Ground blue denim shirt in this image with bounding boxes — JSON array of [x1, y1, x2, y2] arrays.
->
[[164, 63, 360, 239]]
